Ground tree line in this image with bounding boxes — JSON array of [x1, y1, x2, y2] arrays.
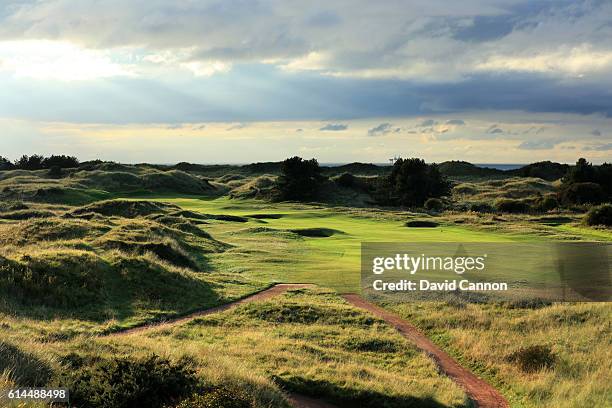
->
[[275, 156, 611, 208], [0, 154, 79, 171], [275, 156, 449, 207]]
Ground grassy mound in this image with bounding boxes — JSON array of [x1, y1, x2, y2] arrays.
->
[[453, 177, 555, 205], [229, 175, 276, 199], [0, 250, 109, 308], [0, 218, 108, 245], [71, 200, 180, 218], [141, 170, 215, 194], [0, 209, 56, 220], [0, 202, 235, 319]]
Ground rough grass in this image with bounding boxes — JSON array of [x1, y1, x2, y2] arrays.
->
[[453, 177, 555, 205], [0, 200, 265, 330], [70, 199, 180, 218], [386, 301, 612, 408], [120, 288, 468, 407]]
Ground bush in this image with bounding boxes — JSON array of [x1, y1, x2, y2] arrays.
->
[[175, 388, 251, 408], [59, 355, 199, 408], [48, 165, 63, 178], [468, 202, 494, 213], [506, 345, 556, 373], [534, 195, 559, 212], [42, 154, 79, 169], [336, 172, 356, 188], [584, 204, 612, 227], [558, 182, 604, 205], [424, 198, 444, 211], [494, 198, 531, 213]]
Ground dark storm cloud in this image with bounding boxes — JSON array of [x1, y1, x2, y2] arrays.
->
[[1, 66, 612, 124], [452, 14, 517, 42]]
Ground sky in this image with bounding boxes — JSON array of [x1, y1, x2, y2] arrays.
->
[[1, 0, 611, 164]]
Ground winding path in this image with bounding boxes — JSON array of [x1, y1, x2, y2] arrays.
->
[[342, 294, 509, 408], [106, 284, 508, 408]]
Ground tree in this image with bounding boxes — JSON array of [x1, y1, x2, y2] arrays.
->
[[563, 158, 596, 184], [43, 155, 79, 169], [276, 156, 326, 201], [559, 158, 611, 204], [0, 156, 14, 170], [15, 154, 45, 170], [376, 158, 450, 207]]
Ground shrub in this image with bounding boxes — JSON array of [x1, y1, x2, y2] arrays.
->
[[468, 202, 494, 213], [48, 165, 63, 178], [59, 355, 199, 408], [424, 198, 444, 211], [584, 204, 612, 227], [534, 195, 559, 212], [174, 388, 251, 408], [494, 198, 531, 213], [336, 172, 356, 188], [506, 345, 556, 373]]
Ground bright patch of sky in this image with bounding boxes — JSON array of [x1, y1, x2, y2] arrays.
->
[[0, 0, 611, 163]]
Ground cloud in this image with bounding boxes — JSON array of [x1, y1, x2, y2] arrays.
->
[[517, 139, 561, 150], [319, 123, 347, 131], [445, 119, 465, 125], [368, 123, 400, 136], [418, 119, 437, 127], [487, 125, 504, 134], [226, 123, 248, 131], [584, 143, 612, 151], [1, 0, 611, 83]]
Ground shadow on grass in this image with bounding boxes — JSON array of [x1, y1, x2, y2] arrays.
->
[[0, 341, 53, 386], [274, 375, 469, 408]]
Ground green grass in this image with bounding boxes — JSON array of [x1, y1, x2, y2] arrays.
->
[[128, 196, 528, 292]]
